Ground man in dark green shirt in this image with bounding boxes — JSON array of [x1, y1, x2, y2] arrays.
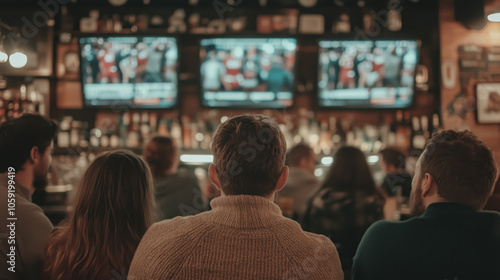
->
[[353, 130, 500, 280]]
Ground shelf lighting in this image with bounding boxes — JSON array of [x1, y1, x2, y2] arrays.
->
[[487, 12, 500, 22], [180, 154, 214, 164]]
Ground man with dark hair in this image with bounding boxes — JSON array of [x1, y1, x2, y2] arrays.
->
[[353, 130, 500, 280], [0, 114, 58, 280], [379, 147, 412, 197], [130, 114, 343, 280], [143, 136, 202, 221], [279, 143, 320, 222]]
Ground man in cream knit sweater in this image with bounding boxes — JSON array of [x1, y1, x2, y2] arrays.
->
[[129, 114, 343, 280]]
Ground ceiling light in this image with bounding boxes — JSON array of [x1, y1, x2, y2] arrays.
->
[[9, 52, 27, 68]]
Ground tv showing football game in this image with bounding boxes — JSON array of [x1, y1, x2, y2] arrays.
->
[[317, 40, 419, 109], [79, 36, 178, 108], [199, 38, 297, 108]]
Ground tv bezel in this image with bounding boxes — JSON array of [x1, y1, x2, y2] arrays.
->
[[315, 38, 421, 111], [78, 34, 180, 110], [198, 35, 299, 110]]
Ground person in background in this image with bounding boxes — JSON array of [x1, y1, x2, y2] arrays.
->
[[0, 114, 57, 280], [143, 136, 203, 221], [43, 150, 154, 280], [485, 180, 500, 212], [129, 114, 343, 280], [353, 130, 500, 280], [279, 144, 320, 223], [304, 146, 385, 280], [379, 147, 412, 198]]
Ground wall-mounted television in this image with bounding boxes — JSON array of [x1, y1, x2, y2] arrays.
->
[[199, 38, 297, 109], [79, 36, 178, 108], [317, 40, 420, 109]]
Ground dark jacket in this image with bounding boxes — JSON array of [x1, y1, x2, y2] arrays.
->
[[353, 202, 500, 280], [304, 187, 384, 278], [154, 169, 203, 222]]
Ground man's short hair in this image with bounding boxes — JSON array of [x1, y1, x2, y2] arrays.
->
[[0, 114, 58, 172], [211, 114, 286, 196], [380, 147, 406, 170], [421, 130, 498, 208], [287, 144, 314, 167], [143, 136, 177, 177]]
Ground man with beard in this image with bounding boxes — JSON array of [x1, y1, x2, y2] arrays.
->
[[0, 114, 57, 280], [352, 130, 500, 280]]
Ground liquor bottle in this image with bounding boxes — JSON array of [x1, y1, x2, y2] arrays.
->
[[432, 113, 443, 134], [58, 117, 72, 148], [171, 118, 183, 149], [421, 115, 430, 140], [411, 116, 426, 151], [118, 112, 129, 147], [181, 116, 191, 149]]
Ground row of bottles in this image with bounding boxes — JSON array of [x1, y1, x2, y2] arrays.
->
[[0, 85, 44, 123], [55, 109, 442, 156]]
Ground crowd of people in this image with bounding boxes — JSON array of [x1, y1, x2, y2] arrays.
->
[[1, 113, 500, 280], [81, 39, 178, 84], [318, 44, 417, 91], [200, 45, 295, 94]]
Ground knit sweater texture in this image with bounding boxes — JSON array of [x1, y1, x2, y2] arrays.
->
[[129, 194, 343, 280]]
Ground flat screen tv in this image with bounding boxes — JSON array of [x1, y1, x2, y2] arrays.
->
[[79, 36, 178, 108], [317, 40, 420, 109], [199, 38, 297, 108]]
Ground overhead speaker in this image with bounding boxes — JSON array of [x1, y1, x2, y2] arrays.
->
[[454, 0, 486, 30]]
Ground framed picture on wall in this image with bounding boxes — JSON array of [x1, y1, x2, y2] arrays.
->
[[476, 83, 500, 124], [57, 40, 80, 80]]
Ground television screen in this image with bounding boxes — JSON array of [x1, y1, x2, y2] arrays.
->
[[79, 36, 178, 108], [199, 38, 297, 108], [317, 40, 419, 109]]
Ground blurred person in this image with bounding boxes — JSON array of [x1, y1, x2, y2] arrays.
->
[[379, 147, 412, 198], [43, 150, 154, 280], [279, 144, 320, 223], [0, 114, 57, 280], [97, 43, 119, 83], [383, 46, 402, 86], [129, 114, 343, 280], [267, 56, 294, 95], [304, 146, 385, 280], [353, 130, 500, 280], [337, 50, 356, 89], [143, 136, 203, 221], [485, 179, 500, 212], [201, 50, 226, 91]]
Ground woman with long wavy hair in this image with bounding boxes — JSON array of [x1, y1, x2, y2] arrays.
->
[[303, 146, 385, 280], [42, 150, 154, 280]]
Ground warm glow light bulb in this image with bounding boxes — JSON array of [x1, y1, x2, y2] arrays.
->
[[9, 52, 27, 68], [0, 50, 7, 63], [488, 12, 500, 22]]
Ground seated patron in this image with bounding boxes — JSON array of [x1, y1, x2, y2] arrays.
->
[[43, 150, 154, 280], [0, 114, 57, 280], [279, 144, 320, 222], [379, 147, 412, 198], [129, 114, 343, 280], [353, 130, 500, 280], [304, 146, 385, 280], [143, 136, 203, 221]]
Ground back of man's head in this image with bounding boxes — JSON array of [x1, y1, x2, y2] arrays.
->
[[0, 113, 58, 173], [143, 136, 178, 178], [287, 144, 314, 168], [421, 130, 498, 208], [211, 114, 286, 196], [380, 147, 406, 172]]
